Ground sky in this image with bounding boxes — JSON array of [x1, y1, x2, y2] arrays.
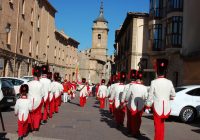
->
[[48, 0, 149, 55]]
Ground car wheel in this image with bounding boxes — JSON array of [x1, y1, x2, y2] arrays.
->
[[179, 107, 196, 123]]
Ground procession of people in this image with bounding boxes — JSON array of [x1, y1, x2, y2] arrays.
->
[[13, 58, 176, 140]]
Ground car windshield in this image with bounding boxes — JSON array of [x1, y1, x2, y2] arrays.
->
[[1, 79, 14, 88], [175, 87, 186, 93]]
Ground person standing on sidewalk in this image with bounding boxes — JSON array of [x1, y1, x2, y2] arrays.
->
[[146, 59, 176, 140]]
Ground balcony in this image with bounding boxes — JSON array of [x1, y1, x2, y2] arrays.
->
[[166, 0, 183, 14]]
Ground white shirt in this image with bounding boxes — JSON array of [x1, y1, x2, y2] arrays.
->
[[15, 98, 32, 121], [77, 84, 88, 97], [147, 77, 176, 116], [40, 77, 51, 102], [127, 82, 148, 112], [97, 85, 107, 98], [110, 83, 125, 108], [121, 82, 134, 103], [108, 83, 119, 100], [0, 81, 4, 101], [50, 81, 63, 99], [28, 80, 44, 110]]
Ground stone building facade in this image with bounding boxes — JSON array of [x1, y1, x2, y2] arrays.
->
[[148, 0, 200, 86], [113, 0, 200, 86], [0, 0, 79, 81], [114, 12, 149, 83]]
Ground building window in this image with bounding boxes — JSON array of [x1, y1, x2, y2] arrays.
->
[[152, 24, 163, 51], [150, 0, 163, 18], [31, 8, 34, 25], [58, 48, 61, 59], [167, 0, 183, 12], [22, 0, 25, 17], [6, 23, 11, 45], [19, 32, 23, 50], [47, 36, 49, 47], [37, 15, 40, 31], [9, 0, 13, 4], [166, 16, 183, 48], [29, 37, 32, 55], [36, 41, 39, 57], [62, 50, 64, 60], [98, 34, 101, 39], [54, 46, 57, 58]]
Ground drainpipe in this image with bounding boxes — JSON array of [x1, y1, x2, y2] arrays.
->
[[13, 0, 20, 77]]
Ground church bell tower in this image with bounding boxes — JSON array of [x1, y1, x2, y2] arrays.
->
[[91, 0, 109, 62]]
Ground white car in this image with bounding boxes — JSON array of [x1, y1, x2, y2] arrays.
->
[[170, 85, 200, 123], [22, 76, 34, 81], [0, 77, 28, 95]]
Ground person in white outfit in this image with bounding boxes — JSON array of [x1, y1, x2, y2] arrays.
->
[[110, 72, 126, 127], [121, 69, 137, 133], [108, 75, 120, 114], [39, 65, 51, 124], [77, 78, 88, 107], [15, 84, 32, 140], [146, 59, 176, 140], [97, 79, 107, 109], [27, 66, 44, 131], [0, 80, 4, 101], [49, 73, 63, 113], [127, 70, 148, 137]]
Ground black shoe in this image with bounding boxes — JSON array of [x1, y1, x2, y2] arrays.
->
[[18, 136, 23, 140], [41, 120, 47, 125]]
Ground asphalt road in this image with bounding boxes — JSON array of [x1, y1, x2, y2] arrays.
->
[[0, 96, 200, 140]]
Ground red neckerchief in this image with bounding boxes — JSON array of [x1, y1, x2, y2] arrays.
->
[[136, 81, 142, 84], [158, 76, 165, 79], [21, 96, 27, 99], [130, 81, 136, 84]]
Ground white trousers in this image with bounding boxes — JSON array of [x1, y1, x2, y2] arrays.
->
[[63, 93, 70, 103]]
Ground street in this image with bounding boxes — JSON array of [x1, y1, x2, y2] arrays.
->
[[0, 96, 200, 140]]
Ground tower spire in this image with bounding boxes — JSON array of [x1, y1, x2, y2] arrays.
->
[[100, 0, 103, 14], [93, 0, 108, 23]]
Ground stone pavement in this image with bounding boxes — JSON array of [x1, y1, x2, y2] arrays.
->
[[1, 96, 151, 140], [1, 96, 200, 140]]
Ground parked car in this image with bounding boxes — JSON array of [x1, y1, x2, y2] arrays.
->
[[0, 79, 16, 108], [22, 76, 34, 82], [170, 85, 200, 123], [0, 77, 28, 95]]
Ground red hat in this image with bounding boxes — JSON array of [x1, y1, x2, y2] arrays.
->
[[32, 66, 41, 77], [41, 65, 48, 75], [82, 78, 86, 83], [156, 59, 168, 76], [130, 69, 137, 80], [120, 71, 126, 81], [136, 70, 143, 80], [54, 72, 59, 81], [101, 79, 105, 84], [47, 72, 52, 80]]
